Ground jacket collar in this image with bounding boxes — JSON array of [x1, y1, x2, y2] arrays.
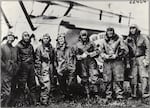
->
[[19, 40, 30, 48], [56, 43, 68, 51], [105, 34, 119, 43], [6, 42, 13, 47]]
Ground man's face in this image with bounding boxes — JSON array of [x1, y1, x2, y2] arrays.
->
[[81, 33, 88, 42], [22, 33, 30, 42], [43, 36, 50, 45], [107, 30, 114, 38], [7, 35, 15, 44], [130, 27, 136, 35], [58, 36, 65, 45]]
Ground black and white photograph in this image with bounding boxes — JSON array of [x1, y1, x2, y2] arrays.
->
[[0, 0, 150, 107]]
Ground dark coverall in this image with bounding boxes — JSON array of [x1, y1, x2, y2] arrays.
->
[[35, 43, 56, 104], [16, 40, 37, 104], [55, 44, 76, 97], [100, 34, 128, 99], [1, 42, 18, 107], [125, 34, 150, 98], [74, 39, 99, 97]]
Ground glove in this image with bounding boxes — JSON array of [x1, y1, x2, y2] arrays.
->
[[6, 61, 13, 73], [82, 53, 88, 58], [87, 52, 97, 58], [109, 54, 117, 59], [143, 59, 149, 67], [34, 69, 41, 77], [57, 67, 65, 76], [126, 63, 131, 69], [77, 53, 88, 60], [104, 54, 110, 59]]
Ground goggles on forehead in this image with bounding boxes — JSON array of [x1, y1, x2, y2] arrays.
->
[[106, 27, 114, 31], [7, 34, 15, 37], [2, 35, 18, 41], [43, 33, 50, 37], [130, 26, 136, 29], [81, 33, 87, 36], [24, 34, 30, 36], [56, 35, 65, 41], [43, 36, 49, 39]]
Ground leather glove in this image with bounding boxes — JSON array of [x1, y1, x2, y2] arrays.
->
[[143, 59, 149, 67], [109, 54, 117, 59]]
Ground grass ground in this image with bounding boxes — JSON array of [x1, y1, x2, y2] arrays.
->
[[12, 84, 150, 108], [44, 96, 150, 108]]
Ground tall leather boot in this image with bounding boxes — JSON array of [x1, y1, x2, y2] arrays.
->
[[30, 92, 37, 106], [131, 84, 137, 98], [81, 78, 90, 99], [141, 77, 150, 98]]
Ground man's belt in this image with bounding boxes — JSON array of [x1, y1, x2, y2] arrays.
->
[[104, 57, 124, 62], [135, 54, 145, 58]]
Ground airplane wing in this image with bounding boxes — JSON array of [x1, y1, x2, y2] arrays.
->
[[60, 16, 129, 35], [38, 1, 134, 18], [63, 1, 133, 19], [17, 0, 135, 32]]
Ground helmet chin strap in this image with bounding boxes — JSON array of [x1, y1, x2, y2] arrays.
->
[[22, 39, 31, 45], [43, 42, 50, 47], [59, 42, 65, 47]]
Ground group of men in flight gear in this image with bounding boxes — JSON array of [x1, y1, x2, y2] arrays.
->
[[1, 24, 150, 107]]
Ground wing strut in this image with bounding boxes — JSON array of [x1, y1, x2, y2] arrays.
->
[[41, 3, 50, 16], [19, 0, 37, 31], [0, 7, 13, 29], [64, 2, 74, 16], [99, 10, 103, 20]]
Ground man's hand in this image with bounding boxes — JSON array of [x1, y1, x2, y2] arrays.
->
[[8, 60, 14, 64], [57, 67, 66, 76], [77, 53, 88, 60], [104, 54, 110, 59], [57, 69, 63, 76], [143, 59, 149, 67], [34, 69, 41, 76], [109, 54, 117, 59], [82, 52, 88, 58]]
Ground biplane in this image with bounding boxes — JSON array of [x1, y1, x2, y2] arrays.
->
[[1, 1, 149, 98], [1, 0, 137, 48]]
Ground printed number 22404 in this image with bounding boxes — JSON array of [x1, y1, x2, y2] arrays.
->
[[130, 0, 147, 4]]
